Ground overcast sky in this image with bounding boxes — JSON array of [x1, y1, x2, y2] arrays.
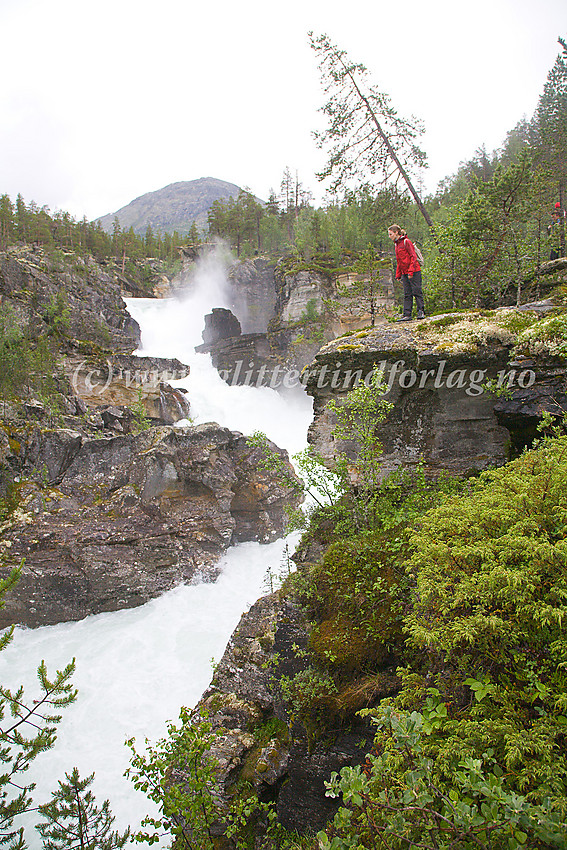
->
[[1, 0, 565, 222]]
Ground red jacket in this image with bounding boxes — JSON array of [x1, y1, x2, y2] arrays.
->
[[394, 236, 421, 279]]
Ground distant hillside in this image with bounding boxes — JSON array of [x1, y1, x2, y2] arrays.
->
[[95, 177, 247, 236]]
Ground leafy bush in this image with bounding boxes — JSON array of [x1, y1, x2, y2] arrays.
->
[[319, 704, 567, 850], [126, 709, 278, 849]]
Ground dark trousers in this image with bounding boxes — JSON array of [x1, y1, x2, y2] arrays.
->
[[401, 271, 425, 317]]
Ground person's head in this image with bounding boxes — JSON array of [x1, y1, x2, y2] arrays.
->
[[388, 224, 406, 241]]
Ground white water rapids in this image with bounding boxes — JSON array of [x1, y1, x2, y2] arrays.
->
[[0, 250, 313, 845]]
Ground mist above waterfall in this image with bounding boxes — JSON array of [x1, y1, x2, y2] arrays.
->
[[126, 244, 313, 457]]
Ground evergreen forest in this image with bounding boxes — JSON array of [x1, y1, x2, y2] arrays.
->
[[0, 38, 565, 312]]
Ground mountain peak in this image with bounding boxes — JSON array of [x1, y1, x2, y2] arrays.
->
[[95, 177, 247, 236]]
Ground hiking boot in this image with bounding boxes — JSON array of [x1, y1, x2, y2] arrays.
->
[[416, 312, 426, 320], [396, 316, 412, 322]]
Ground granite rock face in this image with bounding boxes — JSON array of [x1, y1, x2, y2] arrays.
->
[[0, 424, 301, 628], [228, 258, 278, 334]]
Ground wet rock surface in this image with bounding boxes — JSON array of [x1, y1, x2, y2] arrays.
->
[[0, 424, 300, 628]]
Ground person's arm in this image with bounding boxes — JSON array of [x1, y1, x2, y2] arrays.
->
[[405, 238, 419, 275], [394, 243, 402, 279]]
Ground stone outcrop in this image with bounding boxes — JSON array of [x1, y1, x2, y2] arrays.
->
[[194, 592, 377, 836], [201, 308, 242, 344], [63, 352, 192, 424], [0, 423, 301, 629], [197, 328, 276, 389], [0, 246, 140, 353], [304, 310, 567, 480]]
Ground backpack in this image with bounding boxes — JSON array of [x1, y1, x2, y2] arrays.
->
[[414, 243, 425, 266]]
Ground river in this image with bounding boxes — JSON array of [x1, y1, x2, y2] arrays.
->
[[0, 249, 312, 845]]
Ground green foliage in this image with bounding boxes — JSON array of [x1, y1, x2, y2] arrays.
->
[[247, 431, 343, 531], [279, 468, 461, 726], [307, 532, 403, 672], [0, 193, 200, 267], [126, 708, 278, 849], [0, 303, 61, 414], [327, 368, 393, 529], [319, 705, 567, 850], [426, 151, 535, 310], [0, 563, 77, 849], [126, 709, 221, 848], [277, 666, 338, 740], [405, 434, 567, 674], [0, 307, 29, 407], [132, 389, 151, 432], [395, 434, 567, 807], [36, 767, 129, 850], [43, 291, 71, 337], [302, 298, 320, 322], [207, 189, 264, 257]]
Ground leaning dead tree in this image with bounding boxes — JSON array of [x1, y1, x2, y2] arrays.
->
[[310, 32, 439, 245]]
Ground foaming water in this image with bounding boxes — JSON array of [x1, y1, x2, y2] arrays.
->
[[1, 535, 299, 843], [6, 248, 312, 845], [124, 293, 313, 456]]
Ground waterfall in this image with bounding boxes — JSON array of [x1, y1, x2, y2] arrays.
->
[[1, 248, 312, 845]]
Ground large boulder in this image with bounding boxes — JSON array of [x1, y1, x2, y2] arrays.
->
[[202, 308, 242, 345]]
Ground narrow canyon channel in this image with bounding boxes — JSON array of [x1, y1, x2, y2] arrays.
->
[[0, 252, 313, 845]]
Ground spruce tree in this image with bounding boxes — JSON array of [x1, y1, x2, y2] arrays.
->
[[36, 768, 129, 850]]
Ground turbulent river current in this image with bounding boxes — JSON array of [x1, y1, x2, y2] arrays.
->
[[0, 250, 313, 845]]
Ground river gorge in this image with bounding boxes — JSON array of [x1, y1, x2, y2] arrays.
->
[[0, 250, 312, 844]]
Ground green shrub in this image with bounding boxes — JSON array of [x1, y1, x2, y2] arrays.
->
[[319, 704, 567, 850]]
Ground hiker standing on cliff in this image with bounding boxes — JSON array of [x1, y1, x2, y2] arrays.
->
[[388, 225, 425, 321]]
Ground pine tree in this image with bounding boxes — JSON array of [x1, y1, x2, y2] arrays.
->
[[309, 32, 435, 239], [0, 565, 77, 849], [0, 196, 14, 249], [534, 36, 567, 184], [36, 768, 129, 850]]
